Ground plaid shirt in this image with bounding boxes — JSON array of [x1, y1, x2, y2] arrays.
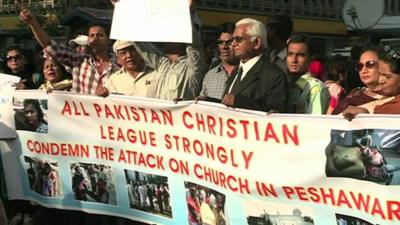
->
[[44, 41, 120, 94], [199, 63, 232, 100]]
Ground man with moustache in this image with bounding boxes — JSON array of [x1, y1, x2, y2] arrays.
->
[[197, 22, 239, 102], [19, 8, 119, 95], [110, 0, 207, 101], [286, 34, 329, 114], [222, 18, 287, 112], [95, 40, 160, 98]]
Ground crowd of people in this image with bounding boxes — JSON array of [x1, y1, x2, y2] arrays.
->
[[185, 182, 226, 225], [1, 0, 397, 119], [71, 163, 116, 205], [126, 179, 171, 217], [25, 157, 62, 197], [1, 0, 400, 224]]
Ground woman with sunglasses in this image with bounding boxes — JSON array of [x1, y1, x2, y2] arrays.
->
[[332, 45, 386, 114], [1, 46, 36, 89], [342, 47, 400, 119], [369, 49, 400, 113]]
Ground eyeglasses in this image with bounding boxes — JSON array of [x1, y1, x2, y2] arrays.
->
[[117, 46, 138, 57], [6, 55, 23, 62], [216, 39, 233, 46], [231, 36, 257, 44], [357, 60, 378, 71]]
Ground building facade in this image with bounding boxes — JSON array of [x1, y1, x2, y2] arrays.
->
[[2, 0, 400, 52]]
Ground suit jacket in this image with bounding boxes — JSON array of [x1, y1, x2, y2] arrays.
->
[[224, 55, 287, 112]]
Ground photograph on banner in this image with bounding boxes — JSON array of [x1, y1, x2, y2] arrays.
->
[[24, 156, 63, 198], [325, 129, 400, 185], [245, 200, 315, 225], [124, 169, 172, 218], [70, 162, 117, 205], [184, 181, 227, 225], [336, 213, 376, 225], [13, 97, 48, 133]]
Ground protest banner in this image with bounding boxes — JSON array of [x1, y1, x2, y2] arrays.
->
[[1, 91, 400, 225]]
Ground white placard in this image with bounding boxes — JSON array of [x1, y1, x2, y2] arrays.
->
[[0, 73, 20, 92], [110, 0, 192, 43]]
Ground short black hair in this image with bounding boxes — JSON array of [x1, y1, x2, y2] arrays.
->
[[216, 22, 235, 37], [359, 45, 382, 60], [267, 13, 293, 41], [380, 46, 400, 74], [287, 33, 315, 56], [326, 59, 347, 82], [87, 23, 110, 37], [350, 45, 363, 61]]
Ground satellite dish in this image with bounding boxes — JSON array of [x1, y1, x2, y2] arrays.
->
[[342, 0, 384, 30]]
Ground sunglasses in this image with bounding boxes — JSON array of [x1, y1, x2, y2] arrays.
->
[[6, 54, 23, 62], [216, 39, 233, 46], [357, 60, 378, 71], [231, 36, 257, 44]]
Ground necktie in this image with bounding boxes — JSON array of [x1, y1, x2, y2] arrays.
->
[[237, 67, 243, 81], [230, 67, 243, 93]]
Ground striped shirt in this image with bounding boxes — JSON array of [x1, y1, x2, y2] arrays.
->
[[44, 41, 120, 94]]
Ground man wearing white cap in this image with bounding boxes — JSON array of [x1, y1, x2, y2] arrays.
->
[[95, 40, 160, 98], [68, 35, 89, 54], [111, 0, 207, 101]]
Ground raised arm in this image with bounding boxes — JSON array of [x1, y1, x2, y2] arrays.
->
[[20, 7, 83, 68], [180, 8, 207, 99], [19, 8, 51, 48], [133, 42, 165, 70]]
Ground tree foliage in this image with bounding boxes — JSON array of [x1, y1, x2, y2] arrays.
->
[[17, 1, 66, 36]]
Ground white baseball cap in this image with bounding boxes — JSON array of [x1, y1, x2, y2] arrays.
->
[[69, 35, 89, 46], [113, 40, 135, 53]]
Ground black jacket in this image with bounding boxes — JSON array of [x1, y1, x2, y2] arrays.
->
[[224, 56, 287, 112]]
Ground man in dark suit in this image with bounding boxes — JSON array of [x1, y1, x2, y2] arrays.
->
[[222, 18, 287, 112]]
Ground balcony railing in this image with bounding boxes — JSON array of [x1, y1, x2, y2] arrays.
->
[[0, 0, 56, 14], [198, 0, 346, 20], [385, 0, 400, 16], [3, 0, 400, 19]]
